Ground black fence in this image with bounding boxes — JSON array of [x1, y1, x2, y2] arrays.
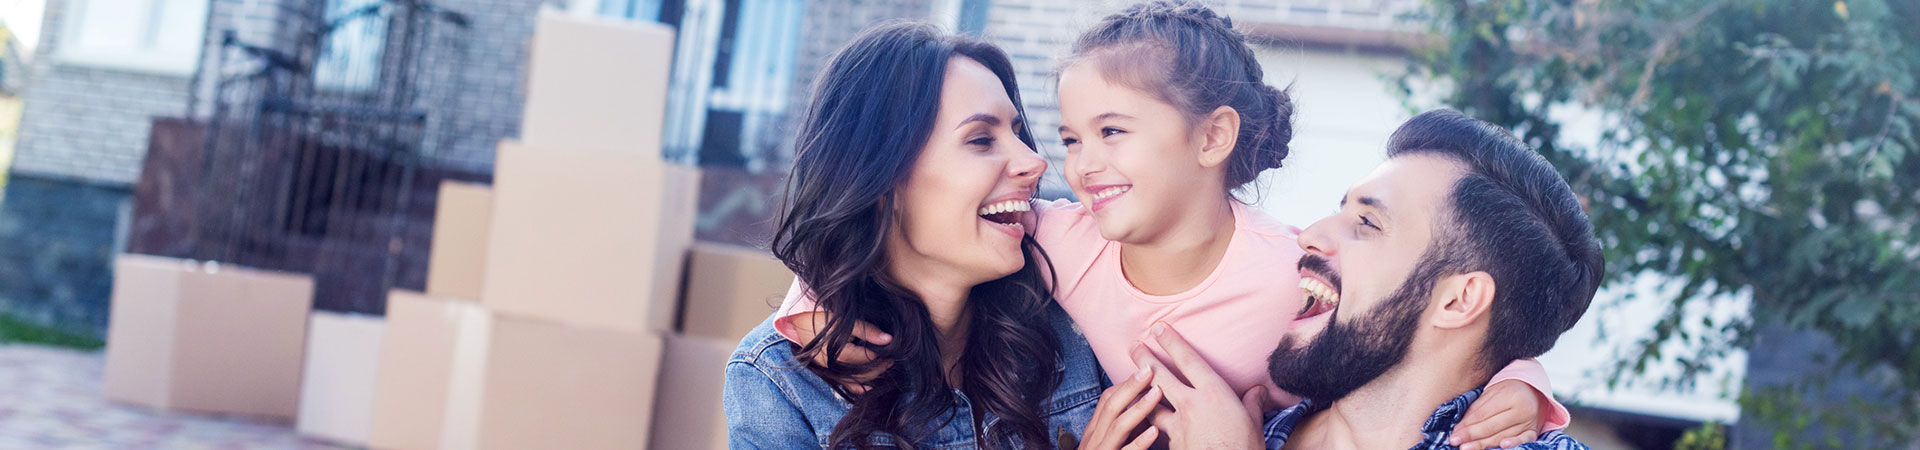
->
[[131, 0, 479, 314]]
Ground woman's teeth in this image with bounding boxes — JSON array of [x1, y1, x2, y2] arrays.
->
[[1299, 278, 1340, 307], [1092, 186, 1130, 201], [979, 199, 1032, 216]]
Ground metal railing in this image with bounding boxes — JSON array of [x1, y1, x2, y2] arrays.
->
[[184, 0, 474, 313]]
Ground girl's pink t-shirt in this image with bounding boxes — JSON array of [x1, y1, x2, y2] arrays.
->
[[772, 199, 1569, 429]]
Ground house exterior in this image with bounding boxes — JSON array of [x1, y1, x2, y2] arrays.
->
[[0, 0, 211, 338], [0, 0, 551, 331], [0, 1, 1839, 447]]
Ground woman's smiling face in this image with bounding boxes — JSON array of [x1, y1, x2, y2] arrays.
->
[[886, 56, 1047, 286]]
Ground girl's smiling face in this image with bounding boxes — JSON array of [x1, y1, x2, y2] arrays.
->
[[1057, 61, 1231, 244]]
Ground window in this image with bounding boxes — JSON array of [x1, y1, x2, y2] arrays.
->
[[56, 0, 209, 75], [598, 0, 665, 21], [313, 0, 389, 92]]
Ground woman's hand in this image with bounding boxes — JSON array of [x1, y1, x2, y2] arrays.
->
[[1077, 365, 1164, 450], [789, 311, 893, 394], [1447, 379, 1545, 450], [1139, 324, 1266, 450]]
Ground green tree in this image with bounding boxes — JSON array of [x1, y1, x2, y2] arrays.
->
[[1402, 0, 1919, 446]]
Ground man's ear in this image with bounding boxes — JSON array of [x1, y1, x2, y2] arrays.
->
[[1196, 105, 1240, 168], [1432, 272, 1495, 329]]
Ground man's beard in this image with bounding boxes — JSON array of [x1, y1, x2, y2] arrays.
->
[[1267, 257, 1437, 404]]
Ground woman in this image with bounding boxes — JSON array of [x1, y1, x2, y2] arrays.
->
[[722, 23, 1103, 449]]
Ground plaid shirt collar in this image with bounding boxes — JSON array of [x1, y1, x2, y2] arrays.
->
[[1261, 388, 1586, 450]]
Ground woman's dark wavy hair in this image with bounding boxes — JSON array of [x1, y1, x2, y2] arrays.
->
[[1068, 0, 1297, 201], [771, 22, 1062, 450]]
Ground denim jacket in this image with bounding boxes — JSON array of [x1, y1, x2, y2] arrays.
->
[[723, 304, 1105, 449]]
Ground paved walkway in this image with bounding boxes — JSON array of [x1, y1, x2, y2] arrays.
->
[[0, 344, 347, 449]]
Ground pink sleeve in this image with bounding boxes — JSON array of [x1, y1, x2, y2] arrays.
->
[[770, 280, 819, 343], [1028, 198, 1076, 246], [1026, 198, 1106, 300], [1487, 358, 1571, 431]]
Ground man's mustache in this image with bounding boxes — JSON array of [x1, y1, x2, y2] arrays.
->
[[1297, 254, 1342, 292]]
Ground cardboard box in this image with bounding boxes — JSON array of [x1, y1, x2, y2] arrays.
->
[[648, 334, 735, 450], [680, 243, 793, 340], [369, 292, 666, 450], [297, 311, 387, 446], [427, 182, 493, 299], [103, 254, 313, 419], [482, 141, 699, 334], [367, 291, 489, 450], [475, 315, 665, 450], [520, 12, 675, 156]]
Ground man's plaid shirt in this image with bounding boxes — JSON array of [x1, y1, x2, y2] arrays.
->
[[1260, 388, 1590, 450]]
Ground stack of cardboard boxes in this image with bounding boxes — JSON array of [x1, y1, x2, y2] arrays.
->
[[102, 12, 795, 449], [355, 12, 793, 450], [652, 243, 797, 449], [364, 11, 692, 450]]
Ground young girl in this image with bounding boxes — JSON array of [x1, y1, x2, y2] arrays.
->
[[777, 2, 1568, 448]]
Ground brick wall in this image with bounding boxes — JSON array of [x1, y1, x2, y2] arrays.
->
[[14, 0, 1418, 187], [186, 0, 310, 120], [413, 0, 560, 171], [9, 0, 196, 185], [11, 0, 314, 186], [778, 0, 935, 165], [792, 0, 936, 107], [976, 0, 1110, 192], [188, 0, 555, 172]]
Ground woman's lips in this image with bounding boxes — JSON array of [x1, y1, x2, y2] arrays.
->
[[978, 197, 1031, 238], [982, 215, 1025, 238]]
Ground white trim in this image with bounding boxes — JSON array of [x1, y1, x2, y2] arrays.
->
[[53, 0, 208, 77]]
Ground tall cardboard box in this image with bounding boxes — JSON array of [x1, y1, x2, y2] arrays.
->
[[482, 141, 699, 334], [297, 312, 387, 445], [680, 243, 794, 340], [475, 315, 665, 450], [520, 12, 675, 155], [648, 334, 735, 450], [104, 254, 313, 419], [367, 291, 490, 450], [427, 181, 493, 299]]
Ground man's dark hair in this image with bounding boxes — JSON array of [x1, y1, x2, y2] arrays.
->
[[1385, 109, 1605, 373]]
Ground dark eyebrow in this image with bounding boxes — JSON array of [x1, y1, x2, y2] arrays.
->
[[1062, 112, 1137, 134], [1338, 195, 1389, 215], [955, 113, 1001, 130]]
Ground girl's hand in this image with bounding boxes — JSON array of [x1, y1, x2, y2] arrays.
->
[[1447, 378, 1546, 450], [1077, 365, 1163, 450], [789, 311, 893, 394], [1140, 324, 1265, 450]]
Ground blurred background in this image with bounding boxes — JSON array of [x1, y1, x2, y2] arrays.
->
[[0, 0, 1909, 449]]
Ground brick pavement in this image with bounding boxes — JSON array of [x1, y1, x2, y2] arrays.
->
[[0, 344, 347, 449]]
